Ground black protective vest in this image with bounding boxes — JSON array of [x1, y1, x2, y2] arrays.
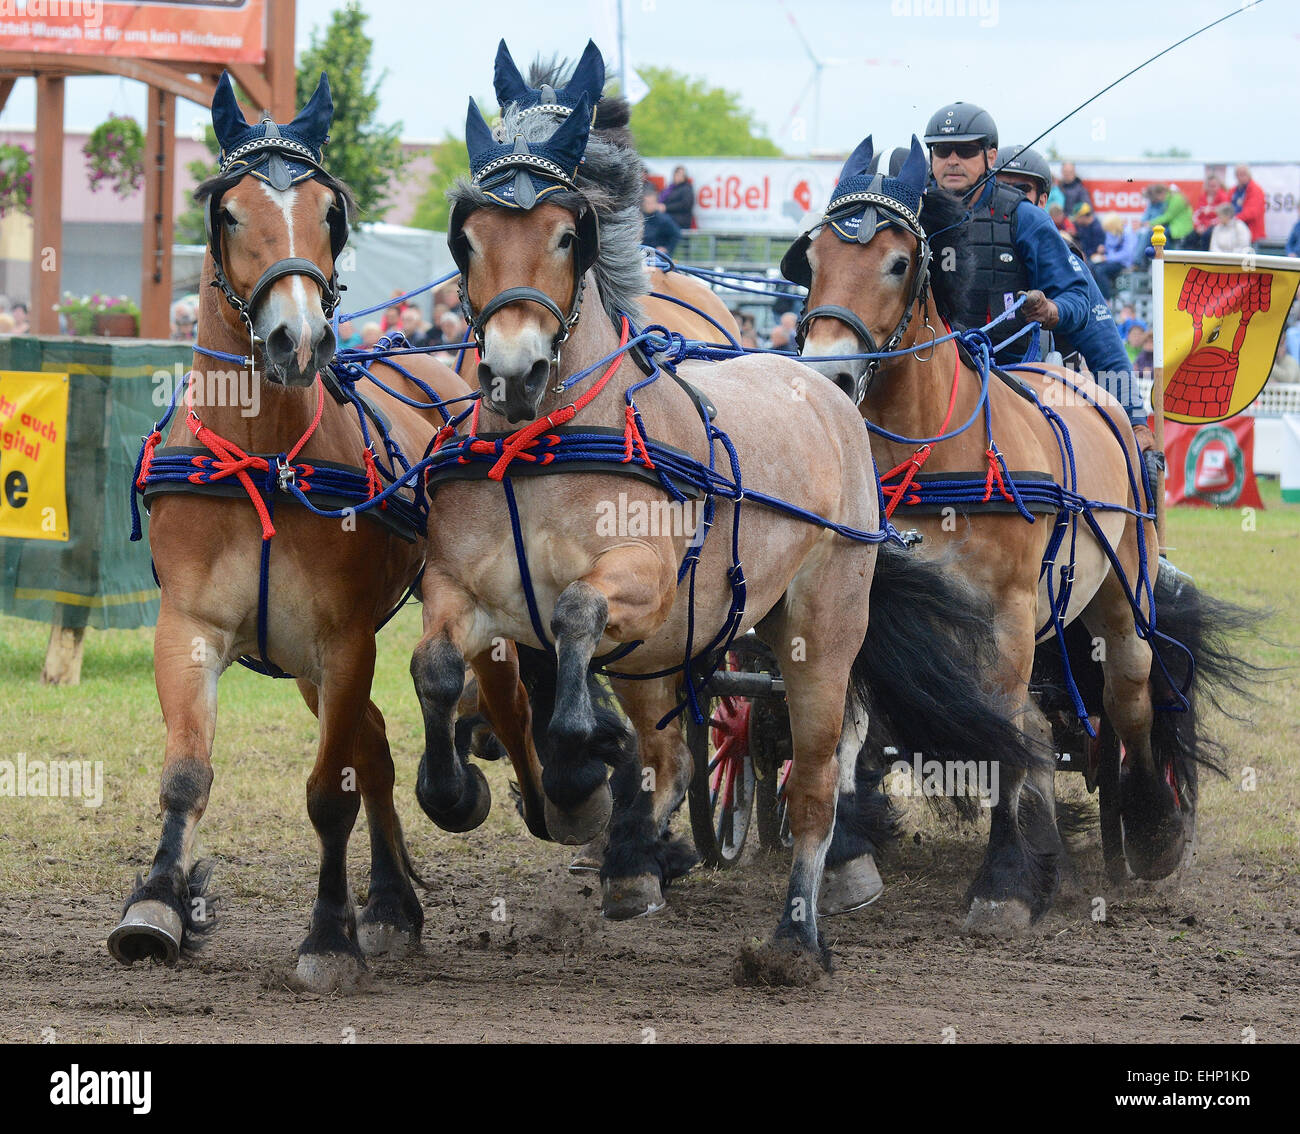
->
[[959, 182, 1031, 359]]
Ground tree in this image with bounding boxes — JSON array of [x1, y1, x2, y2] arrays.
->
[[1142, 146, 1192, 159], [296, 1, 407, 221], [410, 135, 470, 233], [176, 1, 406, 242], [628, 67, 782, 157]]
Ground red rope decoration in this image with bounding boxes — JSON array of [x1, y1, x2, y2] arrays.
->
[[880, 335, 962, 519]]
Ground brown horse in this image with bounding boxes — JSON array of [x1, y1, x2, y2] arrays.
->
[[108, 75, 547, 992], [409, 94, 1047, 981], [789, 137, 1229, 928]]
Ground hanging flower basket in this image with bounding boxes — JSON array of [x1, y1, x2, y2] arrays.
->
[[84, 114, 145, 198], [0, 142, 33, 217]]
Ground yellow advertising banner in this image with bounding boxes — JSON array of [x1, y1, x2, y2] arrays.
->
[[1161, 251, 1300, 425], [0, 370, 69, 541]]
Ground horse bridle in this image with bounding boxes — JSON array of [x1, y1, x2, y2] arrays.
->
[[205, 128, 349, 336], [448, 183, 599, 388], [793, 190, 934, 403]]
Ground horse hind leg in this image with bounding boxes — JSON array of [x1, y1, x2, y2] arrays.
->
[[820, 697, 888, 916], [108, 606, 223, 967], [1085, 580, 1190, 880], [291, 641, 383, 995], [600, 675, 699, 920]]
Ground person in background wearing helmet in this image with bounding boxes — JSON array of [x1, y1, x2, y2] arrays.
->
[[925, 105, 1160, 481]]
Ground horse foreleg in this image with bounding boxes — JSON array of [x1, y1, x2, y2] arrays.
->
[[108, 602, 224, 967], [600, 675, 699, 919], [411, 582, 491, 832], [469, 643, 549, 840], [540, 550, 671, 845], [964, 600, 1062, 934]]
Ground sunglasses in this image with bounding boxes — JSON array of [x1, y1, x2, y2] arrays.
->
[[1006, 180, 1039, 196], [932, 141, 984, 160]]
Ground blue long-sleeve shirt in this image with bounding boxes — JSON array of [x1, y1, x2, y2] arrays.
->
[[983, 182, 1138, 419], [1286, 219, 1300, 258]]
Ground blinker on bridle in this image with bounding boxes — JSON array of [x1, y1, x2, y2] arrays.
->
[[205, 118, 349, 341], [794, 183, 935, 404]]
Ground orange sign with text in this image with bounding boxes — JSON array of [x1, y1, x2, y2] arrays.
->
[[0, 1, 266, 64]]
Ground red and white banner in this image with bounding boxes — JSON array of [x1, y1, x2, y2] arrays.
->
[[0, 0, 266, 64], [644, 155, 1300, 243], [1163, 416, 1264, 509]]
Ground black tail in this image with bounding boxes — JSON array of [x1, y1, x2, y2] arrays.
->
[[851, 543, 1049, 788], [1146, 562, 1272, 803]]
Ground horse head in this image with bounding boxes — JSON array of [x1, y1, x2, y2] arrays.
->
[[201, 70, 352, 386], [783, 135, 934, 405], [449, 93, 600, 423]]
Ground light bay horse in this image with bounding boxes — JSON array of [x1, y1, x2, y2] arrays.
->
[[109, 73, 547, 993]]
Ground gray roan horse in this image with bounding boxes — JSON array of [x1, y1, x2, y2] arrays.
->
[[787, 136, 1263, 928], [410, 88, 1046, 981]]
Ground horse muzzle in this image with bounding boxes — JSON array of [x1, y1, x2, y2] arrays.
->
[[256, 305, 335, 387], [478, 332, 555, 423]]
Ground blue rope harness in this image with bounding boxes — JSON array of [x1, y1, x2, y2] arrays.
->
[[424, 316, 903, 728]]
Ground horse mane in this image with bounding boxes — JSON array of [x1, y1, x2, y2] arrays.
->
[[525, 58, 635, 149], [918, 188, 974, 324], [451, 81, 647, 324]]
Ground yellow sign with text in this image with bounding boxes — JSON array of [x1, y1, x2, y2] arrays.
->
[[0, 370, 69, 541]]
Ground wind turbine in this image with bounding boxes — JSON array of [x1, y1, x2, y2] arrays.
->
[[781, 1, 901, 152]]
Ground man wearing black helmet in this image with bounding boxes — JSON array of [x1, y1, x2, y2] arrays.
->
[[924, 103, 1159, 471]]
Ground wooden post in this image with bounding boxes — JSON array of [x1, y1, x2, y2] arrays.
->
[[266, 0, 298, 121], [139, 85, 176, 339], [1150, 224, 1167, 547], [31, 73, 64, 336], [41, 606, 85, 686]]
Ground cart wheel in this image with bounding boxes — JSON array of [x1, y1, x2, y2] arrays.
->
[[755, 757, 793, 852], [686, 654, 756, 868]]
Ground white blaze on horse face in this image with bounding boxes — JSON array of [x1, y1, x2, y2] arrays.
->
[[259, 181, 316, 373]]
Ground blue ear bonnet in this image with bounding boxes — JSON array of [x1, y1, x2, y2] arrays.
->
[[493, 38, 605, 120], [211, 70, 333, 190], [464, 92, 593, 210], [823, 135, 929, 244]]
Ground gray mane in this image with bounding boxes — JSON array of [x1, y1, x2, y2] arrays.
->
[[448, 92, 647, 325]]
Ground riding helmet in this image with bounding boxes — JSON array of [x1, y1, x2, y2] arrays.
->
[[923, 102, 998, 149], [995, 144, 1052, 192]]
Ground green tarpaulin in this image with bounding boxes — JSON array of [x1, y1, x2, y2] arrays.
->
[[0, 336, 189, 631]]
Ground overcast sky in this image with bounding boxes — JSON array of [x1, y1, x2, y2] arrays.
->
[[0, 0, 1293, 161]]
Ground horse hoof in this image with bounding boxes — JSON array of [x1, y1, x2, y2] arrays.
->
[[291, 951, 370, 995], [356, 921, 418, 959], [962, 897, 1033, 937], [567, 836, 607, 874], [820, 854, 884, 916], [734, 936, 830, 988], [601, 874, 666, 920], [544, 781, 612, 846], [422, 763, 492, 833], [108, 900, 183, 966]]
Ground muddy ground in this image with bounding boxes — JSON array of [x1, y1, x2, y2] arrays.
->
[[2, 800, 1295, 1044]]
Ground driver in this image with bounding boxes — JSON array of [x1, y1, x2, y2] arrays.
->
[[924, 103, 1159, 476]]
